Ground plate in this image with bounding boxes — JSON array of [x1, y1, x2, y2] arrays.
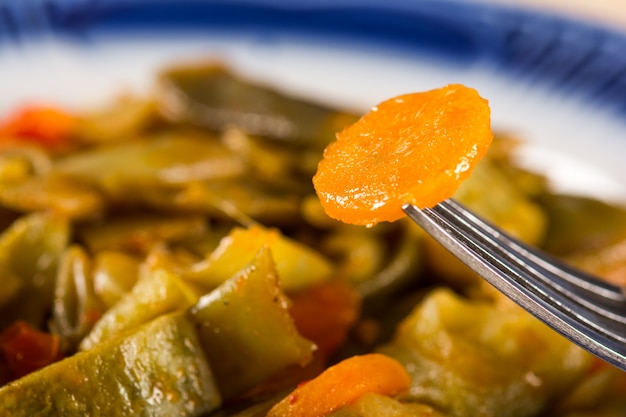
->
[[1, 0, 626, 199]]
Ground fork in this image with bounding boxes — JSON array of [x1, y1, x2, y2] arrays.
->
[[402, 199, 626, 371]]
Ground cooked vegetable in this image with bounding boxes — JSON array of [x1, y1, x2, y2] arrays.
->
[[378, 289, 593, 417], [157, 63, 358, 147], [91, 251, 141, 308], [79, 266, 199, 351], [52, 245, 104, 350], [54, 132, 246, 195], [266, 353, 411, 417], [353, 226, 423, 300], [0, 312, 222, 416], [0, 212, 69, 329], [328, 392, 446, 417], [190, 246, 315, 400], [75, 95, 157, 144], [0, 175, 104, 220], [0, 144, 52, 183], [313, 84, 492, 226], [184, 224, 334, 292], [77, 213, 208, 255]]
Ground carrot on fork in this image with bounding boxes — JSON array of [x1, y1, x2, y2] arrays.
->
[[313, 84, 492, 226], [266, 353, 411, 417]]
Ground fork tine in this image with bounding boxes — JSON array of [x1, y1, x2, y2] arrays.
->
[[421, 200, 626, 338], [403, 200, 626, 371], [438, 200, 626, 326], [443, 199, 626, 304], [421, 202, 626, 342]]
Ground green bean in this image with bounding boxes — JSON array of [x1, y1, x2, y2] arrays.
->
[[328, 393, 447, 417], [79, 266, 199, 351], [77, 213, 208, 255], [52, 245, 104, 350], [184, 224, 333, 292], [189, 246, 315, 400], [377, 289, 593, 417], [354, 225, 423, 303], [0, 145, 52, 178], [0, 311, 222, 416], [539, 194, 626, 256], [157, 63, 358, 148], [0, 213, 69, 329], [2, 176, 103, 219], [201, 180, 303, 225], [75, 96, 158, 144], [538, 194, 626, 286], [54, 132, 245, 194], [92, 251, 141, 308], [321, 228, 387, 285]]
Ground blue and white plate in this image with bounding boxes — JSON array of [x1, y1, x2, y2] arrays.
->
[[1, 0, 626, 199]]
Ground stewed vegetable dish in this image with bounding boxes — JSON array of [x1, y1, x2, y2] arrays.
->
[[0, 62, 624, 417]]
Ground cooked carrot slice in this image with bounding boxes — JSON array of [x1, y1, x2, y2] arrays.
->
[[313, 84, 492, 226], [266, 353, 411, 417]]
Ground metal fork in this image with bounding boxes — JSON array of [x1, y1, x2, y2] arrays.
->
[[402, 199, 626, 371]]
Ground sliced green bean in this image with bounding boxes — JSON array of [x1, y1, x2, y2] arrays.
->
[[189, 246, 315, 400], [184, 224, 333, 292], [157, 63, 358, 147], [79, 267, 199, 351], [78, 213, 208, 255], [54, 132, 246, 193], [378, 289, 593, 417], [52, 245, 105, 350], [92, 251, 141, 308], [0, 311, 222, 416], [0, 213, 69, 329], [0, 175, 104, 220]]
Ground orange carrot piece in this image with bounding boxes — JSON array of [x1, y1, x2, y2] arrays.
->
[[0, 105, 76, 150], [313, 84, 492, 226], [266, 353, 411, 417]]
